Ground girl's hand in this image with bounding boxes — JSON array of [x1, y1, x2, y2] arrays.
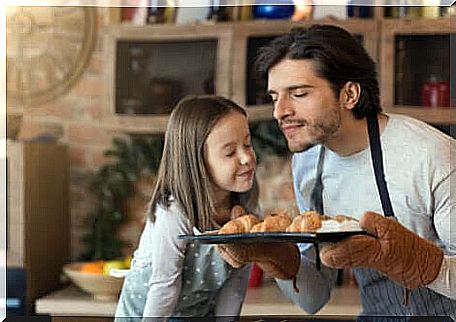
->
[[231, 205, 247, 219]]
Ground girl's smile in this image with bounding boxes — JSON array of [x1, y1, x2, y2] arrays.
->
[[236, 168, 255, 181], [205, 111, 257, 197]]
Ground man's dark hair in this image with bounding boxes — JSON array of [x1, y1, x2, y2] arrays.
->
[[255, 24, 381, 119]]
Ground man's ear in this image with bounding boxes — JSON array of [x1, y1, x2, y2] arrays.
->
[[339, 81, 361, 110]]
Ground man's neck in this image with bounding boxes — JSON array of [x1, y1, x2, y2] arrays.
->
[[324, 113, 388, 157]]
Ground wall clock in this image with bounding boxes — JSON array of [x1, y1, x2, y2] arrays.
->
[[7, 6, 97, 106]]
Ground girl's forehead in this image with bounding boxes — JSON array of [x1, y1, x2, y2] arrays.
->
[[206, 112, 249, 144], [212, 111, 247, 129]]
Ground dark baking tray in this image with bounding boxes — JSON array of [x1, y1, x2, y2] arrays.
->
[[178, 230, 369, 244]]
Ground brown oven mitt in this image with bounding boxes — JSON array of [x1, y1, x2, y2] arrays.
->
[[320, 211, 444, 289], [217, 242, 300, 281]]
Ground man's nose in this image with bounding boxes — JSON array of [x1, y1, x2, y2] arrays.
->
[[273, 96, 293, 121]]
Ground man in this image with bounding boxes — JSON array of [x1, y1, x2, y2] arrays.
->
[[218, 24, 455, 318]]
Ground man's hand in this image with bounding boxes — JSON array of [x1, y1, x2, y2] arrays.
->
[[320, 211, 444, 289], [217, 242, 300, 280]]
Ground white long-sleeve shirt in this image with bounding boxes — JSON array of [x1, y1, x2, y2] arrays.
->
[[278, 114, 455, 316]]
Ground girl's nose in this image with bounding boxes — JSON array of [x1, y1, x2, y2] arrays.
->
[[240, 157, 249, 166], [240, 149, 255, 166]]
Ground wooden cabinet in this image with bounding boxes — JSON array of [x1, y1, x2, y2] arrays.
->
[[102, 10, 454, 133], [102, 23, 233, 133], [380, 18, 454, 124], [7, 140, 70, 313]]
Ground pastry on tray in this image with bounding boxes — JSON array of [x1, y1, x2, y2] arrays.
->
[[286, 211, 359, 233], [217, 208, 360, 235], [250, 211, 292, 233], [218, 214, 260, 234]]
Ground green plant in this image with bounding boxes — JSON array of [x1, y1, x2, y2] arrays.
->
[[81, 135, 164, 261], [250, 119, 290, 162]]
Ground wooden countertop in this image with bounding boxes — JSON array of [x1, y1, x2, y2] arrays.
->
[[36, 281, 361, 318], [242, 281, 361, 316]]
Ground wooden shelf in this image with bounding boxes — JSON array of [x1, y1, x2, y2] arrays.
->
[[102, 104, 276, 134], [247, 105, 456, 125], [384, 106, 455, 124], [102, 115, 169, 134], [102, 16, 454, 133], [380, 17, 452, 33], [246, 104, 274, 122]]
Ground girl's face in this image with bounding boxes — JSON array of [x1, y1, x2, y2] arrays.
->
[[205, 111, 256, 198]]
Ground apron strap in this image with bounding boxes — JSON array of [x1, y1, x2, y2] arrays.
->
[[367, 114, 409, 304], [310, 146, 325, 270], [310, 146, 326, 215], [367, 113, 395, 218]]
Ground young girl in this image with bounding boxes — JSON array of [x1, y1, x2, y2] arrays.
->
[[115, 95, 259, 321]]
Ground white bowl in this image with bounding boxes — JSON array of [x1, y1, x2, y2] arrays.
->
[[63, 262, 124, 301]]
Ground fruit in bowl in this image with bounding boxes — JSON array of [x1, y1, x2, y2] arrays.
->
[[79, 261, 105, 274], [102, 259, 127, 276], [63, 259, 130, 301]]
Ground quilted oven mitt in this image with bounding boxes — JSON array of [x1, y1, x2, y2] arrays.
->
[[217, 242, 300, 281], [320, 211, 444, 289]]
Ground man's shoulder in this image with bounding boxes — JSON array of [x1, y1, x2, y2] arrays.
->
[[387, 113, 455, 148], [386, 113, 455, 169]]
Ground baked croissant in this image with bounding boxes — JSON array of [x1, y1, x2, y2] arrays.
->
[[219, 214, 260, 234], [333, 214, 354, 222], [286, 211, 324, 232], [250, 211, 292, 233], [286, 211, 356, 232]]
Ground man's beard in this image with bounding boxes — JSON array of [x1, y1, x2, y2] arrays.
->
[[289, 141, 317, 153], [283, 111, 341, 153]]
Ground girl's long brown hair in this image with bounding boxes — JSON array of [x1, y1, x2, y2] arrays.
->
[[148, 95, 259, 231]]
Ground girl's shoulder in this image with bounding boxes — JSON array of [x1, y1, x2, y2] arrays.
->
[[152, 198, 193, 234]]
